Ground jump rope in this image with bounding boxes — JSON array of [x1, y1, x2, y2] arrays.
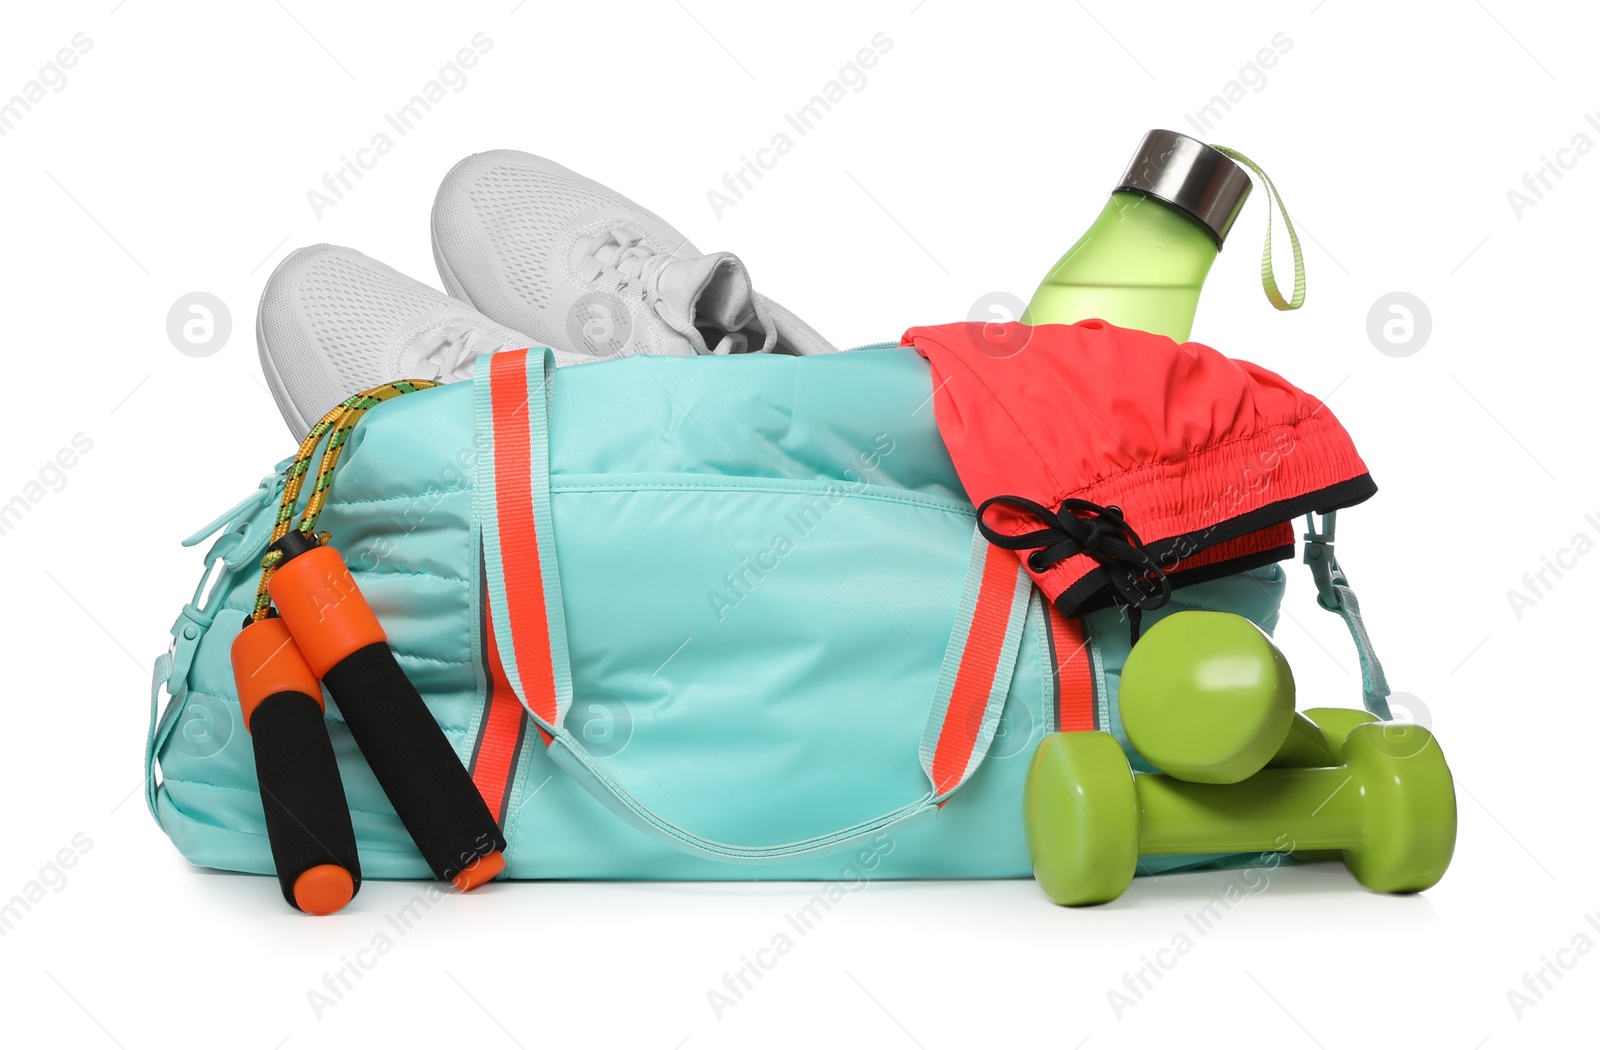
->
[[230, 382, 505, 914]]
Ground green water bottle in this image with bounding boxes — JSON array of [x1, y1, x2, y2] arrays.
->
[[1027, 130, 1253, 342]]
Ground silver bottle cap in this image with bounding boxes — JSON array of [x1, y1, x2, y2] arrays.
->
[[1114, 129, 1252, 246]]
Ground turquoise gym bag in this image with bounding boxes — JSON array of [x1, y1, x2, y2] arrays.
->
[[149, 341, 1300, 882]]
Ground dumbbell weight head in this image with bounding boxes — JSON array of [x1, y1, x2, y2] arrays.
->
[[1336, 722, 1457, 893], [1119, 611, 1296, 784], [1023, 731, 1140, 906]]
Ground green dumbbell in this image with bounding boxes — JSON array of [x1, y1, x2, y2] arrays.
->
[[1120, 611, 1340, 782], [1297, 707, 1380, 758], [1022, 725, 1457, 906]]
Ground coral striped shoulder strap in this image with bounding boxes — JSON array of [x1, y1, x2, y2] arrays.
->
[[471, 347, 1036, 859]]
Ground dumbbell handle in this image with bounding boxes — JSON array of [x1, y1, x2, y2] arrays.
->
[[1265, 713, 1339, 769], [1296, 708, 1380, 759], [1137, 766, 1361, 855]]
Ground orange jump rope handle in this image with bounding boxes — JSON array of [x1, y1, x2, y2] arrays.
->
[[267, 532, 506, 889], [231, 616, 361, 915]]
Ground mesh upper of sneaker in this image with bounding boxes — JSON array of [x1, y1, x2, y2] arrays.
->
[[298, 250, 469, 385], [449, 155, 693, 344], [433, 151, 837, 358], [257, 244, 549, 435], [467, 162, 691, 316]]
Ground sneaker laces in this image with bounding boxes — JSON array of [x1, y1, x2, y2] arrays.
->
[[580, 230, 671, 290], [404, 325, 522, 382]]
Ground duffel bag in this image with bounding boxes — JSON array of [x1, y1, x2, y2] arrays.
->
[[147, 325, 1380, 881]]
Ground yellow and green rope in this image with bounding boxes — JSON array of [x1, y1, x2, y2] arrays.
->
[[250, 380, 439, 622]]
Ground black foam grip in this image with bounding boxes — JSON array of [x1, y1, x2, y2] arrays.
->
[[322, 642, 506, 880], [251, 690, 362, 908]]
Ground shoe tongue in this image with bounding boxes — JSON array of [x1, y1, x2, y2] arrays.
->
[[652, 252, 775, 354]]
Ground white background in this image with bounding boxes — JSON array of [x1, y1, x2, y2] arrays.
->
[[1, 1, 1594, 1047]]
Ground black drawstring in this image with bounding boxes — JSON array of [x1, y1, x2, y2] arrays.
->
[[977, 495, 1171, 643]]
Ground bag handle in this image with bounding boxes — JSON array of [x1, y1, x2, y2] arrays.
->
[[473, 349, 1034, 861]]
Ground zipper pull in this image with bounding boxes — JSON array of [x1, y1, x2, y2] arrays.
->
[[183, 462, 290, 550]]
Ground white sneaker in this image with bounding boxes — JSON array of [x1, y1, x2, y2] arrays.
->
[[256, 244, 592, 435], [431, 150, 836, 360]]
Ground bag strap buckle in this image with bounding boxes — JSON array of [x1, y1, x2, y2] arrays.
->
[[1302, 510, 1346, 612], [1301, 511, 1393, 719]]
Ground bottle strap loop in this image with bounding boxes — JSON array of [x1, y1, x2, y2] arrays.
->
[[1212, 144, 1306, 312]]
